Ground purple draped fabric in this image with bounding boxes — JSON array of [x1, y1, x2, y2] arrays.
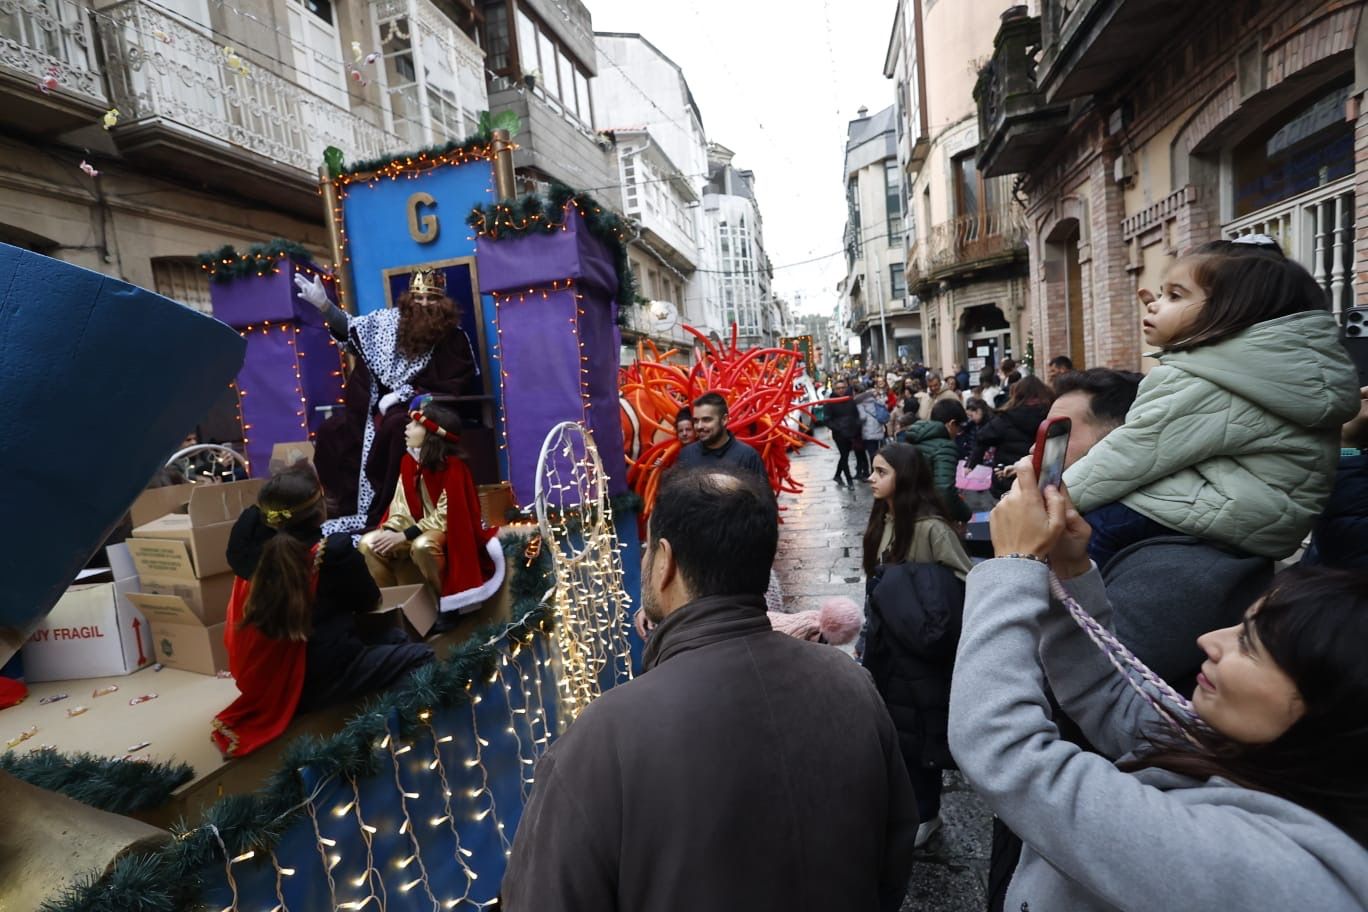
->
[[476, 208, 628, 506]]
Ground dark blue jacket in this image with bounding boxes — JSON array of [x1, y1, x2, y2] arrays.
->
[[674, 433, 767, 481], [1301, 452, 1368, 570], [861, 561, 965, 771]]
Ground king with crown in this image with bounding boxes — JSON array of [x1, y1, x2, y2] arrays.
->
[[295, 267, 479, 533]]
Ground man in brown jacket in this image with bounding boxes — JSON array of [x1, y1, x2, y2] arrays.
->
[[501, 466, 918, 911]]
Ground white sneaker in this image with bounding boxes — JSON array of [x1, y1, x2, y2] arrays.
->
[[914, 815, 942, 849]]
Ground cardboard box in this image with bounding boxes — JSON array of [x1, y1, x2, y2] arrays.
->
[[365, 585, 439, 641], [23, 545, 155, 682], [131, 478, 263, 579], [126, 592, 229, 676], [125, 540, 232, 625], [269, 441, 315, 476], [128, 484, 193, 529]]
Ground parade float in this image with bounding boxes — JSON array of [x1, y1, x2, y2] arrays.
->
[[0, 119, 642, 910]]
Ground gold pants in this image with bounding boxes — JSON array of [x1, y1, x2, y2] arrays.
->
[[359, 530, 447, 594]]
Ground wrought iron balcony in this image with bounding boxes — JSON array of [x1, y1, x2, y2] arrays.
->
[[915, 205, 1027, 288], [0, 0, 108, 131], [98, 0, 403, 212], [1036, 0, 1191, 103], [975, 10, 1069, 178]]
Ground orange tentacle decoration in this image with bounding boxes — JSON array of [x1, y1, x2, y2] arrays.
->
[[619, 323, 832, 516]]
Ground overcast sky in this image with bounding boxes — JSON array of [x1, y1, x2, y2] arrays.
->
[[585, 0, 897, 317]]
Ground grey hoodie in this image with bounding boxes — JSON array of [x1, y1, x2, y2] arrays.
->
[[949, 559, 1368, 911]]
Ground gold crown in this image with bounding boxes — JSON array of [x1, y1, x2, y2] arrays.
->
[[408, 267, 447, 296]]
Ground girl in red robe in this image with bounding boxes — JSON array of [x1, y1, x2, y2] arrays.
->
[[358, 397, 504, 619], [211, 466, 433, 757]]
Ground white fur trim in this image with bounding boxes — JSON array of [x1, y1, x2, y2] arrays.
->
[[438, 536, 506, 615]]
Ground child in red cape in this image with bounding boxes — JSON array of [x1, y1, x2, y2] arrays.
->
[[358, 396, 504, 617], [211, 466, 433, 757]]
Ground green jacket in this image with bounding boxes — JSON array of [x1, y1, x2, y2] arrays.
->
[[898, 420, 972, 522], [1063, 311, 1360, 558]]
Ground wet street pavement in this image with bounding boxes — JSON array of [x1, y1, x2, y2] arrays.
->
[[774, 429, 992, 912]]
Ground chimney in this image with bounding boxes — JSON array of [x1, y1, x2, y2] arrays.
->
[[857, 105, 869, 117]]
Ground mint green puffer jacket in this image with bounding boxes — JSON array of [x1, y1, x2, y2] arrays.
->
[[1062, 311, 1360, 558]]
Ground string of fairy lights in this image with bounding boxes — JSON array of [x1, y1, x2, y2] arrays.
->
[[534, 422, 634, 720]]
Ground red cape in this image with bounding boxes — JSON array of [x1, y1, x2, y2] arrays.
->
[[210, 573, 309, 758], [389, 454, 497, 598]]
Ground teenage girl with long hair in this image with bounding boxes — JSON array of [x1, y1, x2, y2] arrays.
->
[[950, 462, 1368, 910], [861, 442, 973, 849], [211, 466, 433, 757]]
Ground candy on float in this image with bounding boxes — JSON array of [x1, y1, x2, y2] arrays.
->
[[6, 726, 37, 749]]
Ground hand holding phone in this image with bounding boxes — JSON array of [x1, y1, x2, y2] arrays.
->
[[1031, 416, 1071, 492]]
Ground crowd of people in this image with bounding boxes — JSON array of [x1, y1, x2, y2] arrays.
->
[[500, 234, 1368, 910]]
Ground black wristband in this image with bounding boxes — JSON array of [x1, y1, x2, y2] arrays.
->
[[403, 525, 422, 541]]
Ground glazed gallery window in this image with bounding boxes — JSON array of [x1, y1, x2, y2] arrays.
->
[[1232, 81, 1353, 218], [513, 6, 592, 129]]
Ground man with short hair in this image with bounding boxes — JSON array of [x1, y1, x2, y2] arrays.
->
[[1046, 355, 1074, 383], [675, 391, 766, 480], [1048, 368, 1143, 470], [915, 370, 961, 421], [503, 467, 918, 912]]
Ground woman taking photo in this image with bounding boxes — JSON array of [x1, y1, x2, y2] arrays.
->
[[861, 443, 973, 849], [950, 462, 1368, 910]]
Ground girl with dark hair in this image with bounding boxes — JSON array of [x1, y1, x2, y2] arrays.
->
[[359, 396, 505, 616], [861, 443, 973, 849], [969, 375, 1053, 498], [951, 467, 1368, 910], [211, 466, 434, 757], [1065, 237, 1361, 568]]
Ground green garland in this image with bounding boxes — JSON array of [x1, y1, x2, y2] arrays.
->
[[39, 532, 554, 912], [505, 490, 643, 527], [196, 240, 315, 284], [467, 183, 640, 309], [0, 751, 194, 815], [340, 131, 493, 181]]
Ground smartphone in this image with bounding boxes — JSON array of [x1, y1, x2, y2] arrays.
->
[[1344, 334, 1368, 387], [1032, 416, 1071, 492]]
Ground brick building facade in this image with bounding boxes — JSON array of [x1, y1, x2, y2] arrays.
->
[[978, 0, 1365, 370]]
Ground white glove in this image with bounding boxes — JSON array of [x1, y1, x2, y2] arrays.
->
[[378, 391, 402, 413], [293, 273, 331, 312]]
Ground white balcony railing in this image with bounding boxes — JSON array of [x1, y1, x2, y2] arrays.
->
[[98, 0, 401, 177], [1223, 176, 1355, 316], [0, 0, 104, 100]]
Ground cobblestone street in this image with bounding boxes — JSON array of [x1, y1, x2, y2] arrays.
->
[[773, 430, 991, 911]]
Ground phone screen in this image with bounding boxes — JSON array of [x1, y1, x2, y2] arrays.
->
[[1037, 422, 1070, 492]]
